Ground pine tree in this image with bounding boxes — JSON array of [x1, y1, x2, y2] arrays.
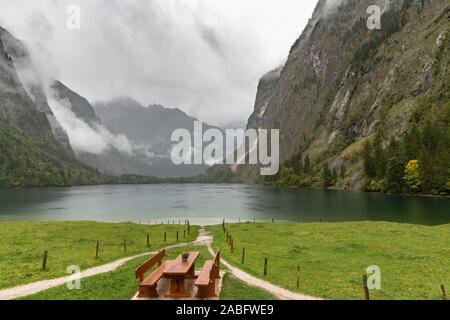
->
[[363, 140, 376, 178], [304, 155, 311, 175], [322, 163, 333, 188]]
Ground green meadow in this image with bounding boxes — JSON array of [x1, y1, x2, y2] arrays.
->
[[208, 222, 450, 300], [21, 245, 274, 300], [0, 221, 198, 289]]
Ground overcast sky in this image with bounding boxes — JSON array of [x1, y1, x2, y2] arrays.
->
[[0, 0, 319, 126]]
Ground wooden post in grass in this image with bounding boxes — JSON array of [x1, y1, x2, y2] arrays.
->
[[264, 258, 268, 276], [187, 221, 190, 235], [183, 230, 186, 238], [95, 241, 100, 259], [176, 231, 179, 242], [164, 232, 167, 242], [241, 248, 245, 264], [222, 219, 226, 233], [442, 285, 447, 300], [231, 238, 234, 252], [42, 250, 48, 271], [238, 218, 240, 223], [146, 234, 150, 247], [296, 266, 300, 289], [272, 217, 275, 224], [363, 275, 370, 300], [123, 239, 127, 252]]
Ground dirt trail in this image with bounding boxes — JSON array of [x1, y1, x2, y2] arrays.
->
[[0, 235, 209, 300]]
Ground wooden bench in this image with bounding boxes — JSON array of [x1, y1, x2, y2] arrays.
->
[[135, 249, 173, 298], [195, 251, 220, 298]]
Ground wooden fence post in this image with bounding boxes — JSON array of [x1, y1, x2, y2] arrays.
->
[[183, 230, 186, 238], [241, 248, 245, 264], [231, 238, 234, 252], [95, 241, 100, 259], [176, 231, 179, 242], [442, 284, 447, 301], [264, 258, 268, 276], [146, 234, 150, 247], [123, 239, 127, 252], [42, 250, 48, 271], [363, 275, 370, 300], [164, 232, 167, 242], [272, 218, 275, 224], [296, 266, 300, 289]]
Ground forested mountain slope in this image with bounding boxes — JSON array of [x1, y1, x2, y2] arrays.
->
[[205, 0, 449, 195]]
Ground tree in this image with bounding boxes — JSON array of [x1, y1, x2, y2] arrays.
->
[[363, 140, 376, 178], [386, 156, 405, 193], [304, 155, 311, 175], [340, 166, 346, 180], [373, 134, 387, 179], [404, 160, 422, 193], [332, 168, 338, 184], [322, 163, 333, 188]]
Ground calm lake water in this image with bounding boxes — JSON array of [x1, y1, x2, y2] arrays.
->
[[0, 184, 448, 225]]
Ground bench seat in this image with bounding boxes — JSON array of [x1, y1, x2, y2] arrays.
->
[[138, 260, 173, 298], [195, 261, 214, 286], [195, 252, 220, 298]]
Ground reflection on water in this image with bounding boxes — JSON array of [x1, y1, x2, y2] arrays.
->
[[0, 184, 448, 225]]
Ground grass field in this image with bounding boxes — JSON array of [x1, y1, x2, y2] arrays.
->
[[207, 222, 450, 300], [21, 245, 275, 300], [0, 221, 198, 289]]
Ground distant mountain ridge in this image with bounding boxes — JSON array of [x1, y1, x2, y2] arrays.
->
[[50, 83, 213, 177]]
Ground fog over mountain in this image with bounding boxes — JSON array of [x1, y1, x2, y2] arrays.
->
[[0, 0, 318, 127]]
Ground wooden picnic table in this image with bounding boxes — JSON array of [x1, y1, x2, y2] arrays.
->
[[163, 251, 200, 298]]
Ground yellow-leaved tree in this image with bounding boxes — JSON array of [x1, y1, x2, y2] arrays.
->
[[404, 160, 422, 193]]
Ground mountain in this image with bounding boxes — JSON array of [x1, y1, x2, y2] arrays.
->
[[51, 80, 101, 125], [49, 82, 212, 177], [93, 97, 218, 176], [95, 97, 219, 155], [0, 27, 108, 187], [205, 0, 450, 195]]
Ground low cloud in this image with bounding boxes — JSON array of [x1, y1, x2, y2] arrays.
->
[[47, 94, 131, 155], [0, 0, 318, 126]]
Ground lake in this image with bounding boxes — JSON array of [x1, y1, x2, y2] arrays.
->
[[0, 184, 448, 225]]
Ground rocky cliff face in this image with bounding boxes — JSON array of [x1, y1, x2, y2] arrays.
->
[[227, 0, 449, 188], [0, 26, 108, 187], [0, 27, 71, 150], [51, 80, 101, 126]]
